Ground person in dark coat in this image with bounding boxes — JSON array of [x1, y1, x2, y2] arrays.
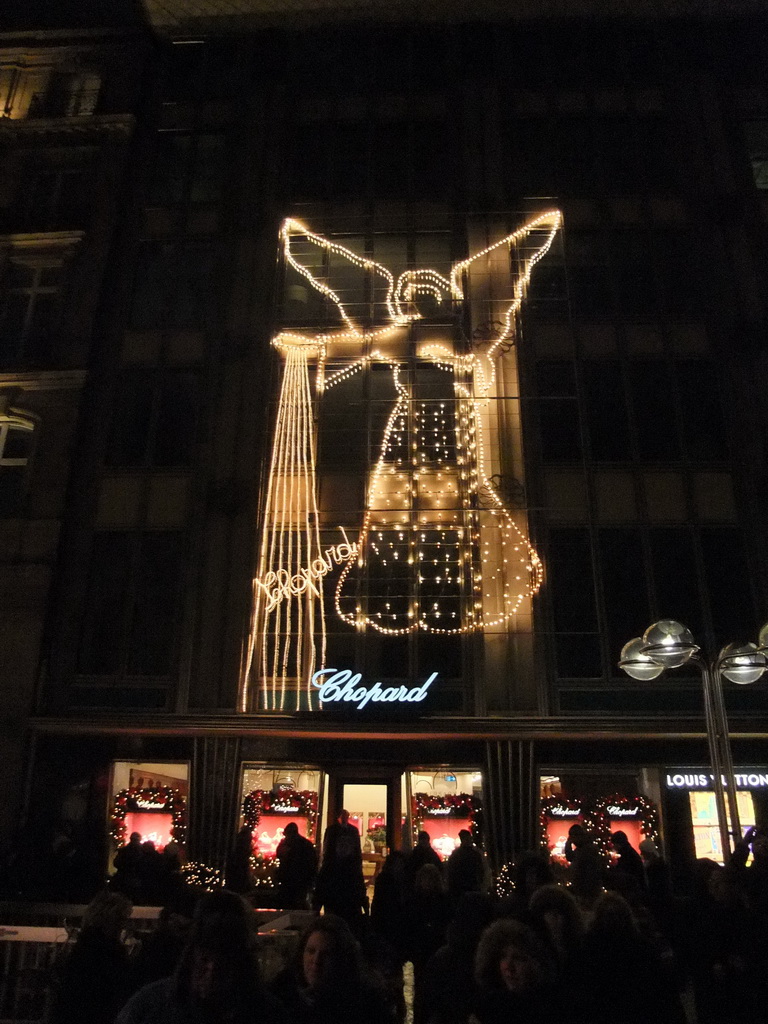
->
[[226, 825, 255, 895], [470, 918, 563, 1024], [608, 830, 646, 890], [270, 913, 396, 1024], [405, 832, 442, 890], [564, 824, 604, 909], [113, 832, 144, 899], [129, 892, 197, 993], [116, 889, 287, 1024], [371, 850, 408, 957], [583, 891, 685, 1024], [407, 865, 451, 1024], [446, 830, 485, 903], [313, 810, 367, 931], [275, 822, 318, 909], [420, 892, 494, 1024], [50, 889, 134, 1024]]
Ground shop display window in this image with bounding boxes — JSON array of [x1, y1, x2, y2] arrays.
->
[[540, 797, 584, 864], [110, 760, 189, 853], [539, 783, 661, 864], [240, 764, 323, 859], [689, 790, 755, 865], [409, 769, 482, 860]]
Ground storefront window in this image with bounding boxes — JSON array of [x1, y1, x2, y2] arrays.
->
[[110, 760, 189, 854], [408, 768, 482, 860], [689, 790, 755, 863], [539, 774, 661, 864], [664, 768, 766, 866], [240, 764, 324, 859]]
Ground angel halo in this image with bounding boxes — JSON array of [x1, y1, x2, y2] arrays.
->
[[241, 210, 562, 712]]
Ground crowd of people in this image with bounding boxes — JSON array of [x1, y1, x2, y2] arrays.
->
[[44, 818, 768, 1024]]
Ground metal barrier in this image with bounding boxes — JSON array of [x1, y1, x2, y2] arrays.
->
[[0, 905, 304, 1022], [0, 927, 68, 1024]]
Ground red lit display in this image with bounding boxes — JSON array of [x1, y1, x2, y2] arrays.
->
[[123, 812, 174, 851], [253, 814, 309, 858]]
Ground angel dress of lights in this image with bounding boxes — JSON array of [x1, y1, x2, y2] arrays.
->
[[240, 211, 562, 712]]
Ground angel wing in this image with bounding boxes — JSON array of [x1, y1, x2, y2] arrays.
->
[[280, 209, 561, 348]]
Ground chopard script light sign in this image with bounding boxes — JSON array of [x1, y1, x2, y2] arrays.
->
[[312, 668, 437, 710]]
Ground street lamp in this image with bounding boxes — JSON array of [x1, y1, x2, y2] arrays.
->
[[619, 619, 768, 862]]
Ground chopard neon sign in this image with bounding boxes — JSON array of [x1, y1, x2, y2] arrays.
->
[[254, 531, 359, 613], [312, 668, 437, 710]]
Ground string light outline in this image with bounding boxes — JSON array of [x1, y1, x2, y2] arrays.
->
[[242, 212, 561, 705]]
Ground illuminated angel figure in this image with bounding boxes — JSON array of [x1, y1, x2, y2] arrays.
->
[[241, 211, 562, 712]]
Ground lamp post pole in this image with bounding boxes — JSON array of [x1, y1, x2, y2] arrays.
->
[[621, 620, 767, 863]]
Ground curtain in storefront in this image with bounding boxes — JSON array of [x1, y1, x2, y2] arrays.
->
[[483, 739, 539, 873]]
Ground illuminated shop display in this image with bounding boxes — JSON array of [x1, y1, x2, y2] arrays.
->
[[110, 787, 187, 851], [540, 797, 584, 865], [665, 767, 763, 865], [239, 765, 322, 858], [241, 211, 562, 711], [242, 788, 319, 857], [110, 761, 189, 852], [411, 792, 481, 859], [540, 794, 660, 863]]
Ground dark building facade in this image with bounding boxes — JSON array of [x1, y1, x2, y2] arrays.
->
[[2, 1, 768, 895]]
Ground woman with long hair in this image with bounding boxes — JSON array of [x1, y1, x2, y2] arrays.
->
[[116, 889, 286, 1024], [270, 914, 396, 1024]]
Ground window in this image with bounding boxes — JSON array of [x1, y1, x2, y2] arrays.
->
[[0, 262, 63, 366], [77, 532, 183, 676], [130, 243, 214, 330], [28, 71, 100, 118], [743, 121, 768, 189], [148, 133, 225, 206], [105, 372, 201, 468], [0, 411, 35, 513], [19, 167, 91, 232], [536, 361, 582, 462]]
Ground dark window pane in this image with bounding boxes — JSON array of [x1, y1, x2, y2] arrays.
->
[[154, 374, 200, 466], [0, 465, 26, 514], [130, 245, 170, 329], [536, 361, 581, 460], [583, 362, 631, 460], [412, 123, 451, 198], [373, 125, 409, 197], [538, 399, 582, 461], [77, 533, 132, 673], [416, 634, 462, 680], [528, 265, 568, 318], [106, 378, 154, 466], [677, 361, 729, 461], [556, 123, 596, 189], [190, 134, 225, 202], [743, 120, 768, 188], [599, 528, 650, 666], [554, 634, 602, 678], [536, 361, 576, 397], [630, 362, 680, 460], [3, 426, 33, 460], [568, 265, 612, 318], [701, 529, 756, 646], [171, 245, 214, 328], [614, 258, 657, 316], [657, 233, 702, 317], [548, 528, 598, 631], [149, 134, 191, 204], [649, 528, 703, 637], [128, 534, 182, 674], [329, 125, 368, 198]]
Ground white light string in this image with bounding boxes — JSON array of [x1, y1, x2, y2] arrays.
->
[[242, 212, 561, 706]]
